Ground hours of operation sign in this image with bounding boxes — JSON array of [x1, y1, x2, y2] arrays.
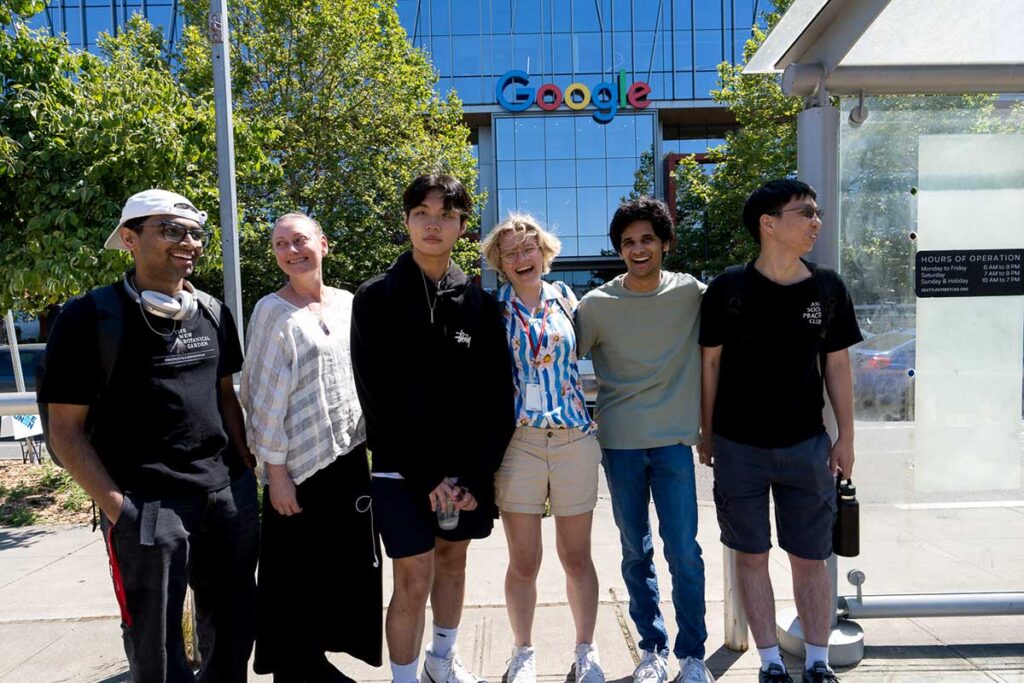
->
[[915, 249, 1024, 297]]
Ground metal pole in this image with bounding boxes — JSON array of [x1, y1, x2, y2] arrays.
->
[[842, 592, 1024, 619], [722, 546, 749, 651], [209, 0, 244, 347], [4, 311, 26, 393], [797, 95, 841, 270]]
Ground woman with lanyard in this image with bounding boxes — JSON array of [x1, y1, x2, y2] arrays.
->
[[481, 214, 605, 683], [241, 213, 381, 682]]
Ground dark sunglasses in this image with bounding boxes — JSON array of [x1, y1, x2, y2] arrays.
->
[[148, 220, 210, 247], [773, 206, 824, 220]]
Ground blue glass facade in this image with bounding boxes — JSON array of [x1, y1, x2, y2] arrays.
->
[[396, 1, 772, 279], [22, 0, 181, 52], [397, 0, 769, 105]]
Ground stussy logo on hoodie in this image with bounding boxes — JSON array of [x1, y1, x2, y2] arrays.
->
[[455, 330, 472, 347]]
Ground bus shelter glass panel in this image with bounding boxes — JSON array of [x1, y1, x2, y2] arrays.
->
[[838, 94, 1024, 595]]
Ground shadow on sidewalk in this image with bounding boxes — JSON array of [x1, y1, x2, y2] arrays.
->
[[96, 674, 130, 682], [706, 644, 746, 677], [0, 527, 49, 551]]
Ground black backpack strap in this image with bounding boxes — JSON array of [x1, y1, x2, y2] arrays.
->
[[722, 263, 753, 342], [89, 284, 125, 386], [551, 281, 576, 334], [191, 288, 223, 330]]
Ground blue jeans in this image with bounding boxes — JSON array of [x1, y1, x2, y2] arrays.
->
[[602, 444, 707, 660]]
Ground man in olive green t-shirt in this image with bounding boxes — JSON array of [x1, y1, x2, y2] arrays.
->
[[576, 197, 712, 683]]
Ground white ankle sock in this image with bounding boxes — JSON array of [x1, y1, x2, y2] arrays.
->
[[757, 645, 785, 670], [804, 643, 829, 670], [432, 623, 458, 658], [390, 658, 419, 683]]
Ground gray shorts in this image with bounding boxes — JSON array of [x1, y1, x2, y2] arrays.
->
[[712, 432, 837, 560]]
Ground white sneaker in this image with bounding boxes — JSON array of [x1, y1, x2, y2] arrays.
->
[[420, 646, 485, 683], [574, 643, 606, 683], [506, 645, 536, 683], [676, 657, 715, 683], [633, 650, 670, 683]]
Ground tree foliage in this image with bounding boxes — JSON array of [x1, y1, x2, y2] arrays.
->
[[667, 0, 798, 281], [0, 16, 274, 312], [178, 0, 480, 312], [2, 0, 478, 318]]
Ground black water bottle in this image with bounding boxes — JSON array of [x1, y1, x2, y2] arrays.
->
[[833, 478, 860, 557]]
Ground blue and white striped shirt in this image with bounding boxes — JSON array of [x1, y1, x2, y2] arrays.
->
[[497, 281, 595, 433]]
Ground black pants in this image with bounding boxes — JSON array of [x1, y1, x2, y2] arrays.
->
[[254, 446, 382, 674], [100, 471, 260, 682]]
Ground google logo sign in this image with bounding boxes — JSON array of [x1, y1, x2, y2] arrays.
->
[[495, 70, 651, 124]]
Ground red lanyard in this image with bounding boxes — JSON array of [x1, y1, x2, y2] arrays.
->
[[513, 299, 550, 365]]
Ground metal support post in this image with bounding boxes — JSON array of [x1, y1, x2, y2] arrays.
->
[[796, 94, 841, 270], [4, 311, 26, 393], [722, 546, 749, 651], [209, 0, 244, 347]]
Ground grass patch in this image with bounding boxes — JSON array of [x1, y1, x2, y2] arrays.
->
[[0, 461, 91, 527]]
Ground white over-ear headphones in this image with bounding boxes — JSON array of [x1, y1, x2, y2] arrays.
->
[[122, 273, 199, 321]]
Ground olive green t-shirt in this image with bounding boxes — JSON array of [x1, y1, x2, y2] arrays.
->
[[576, 271, 705, 450]]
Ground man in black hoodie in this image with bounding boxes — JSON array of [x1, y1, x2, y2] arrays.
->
[[352, 173, 515, 683]]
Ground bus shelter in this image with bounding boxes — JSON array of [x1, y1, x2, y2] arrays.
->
[[733, 0, 1024, 664]]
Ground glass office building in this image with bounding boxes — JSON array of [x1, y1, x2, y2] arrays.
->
[[395, 0, 773, 288], [21, 0, 183, 52], [27, 0, 772, 289]]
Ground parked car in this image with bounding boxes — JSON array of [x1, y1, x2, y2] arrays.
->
[[11, 311, 41, 342], [577, 358, 597, 409], [851, 330, 916, 421], [0, 344, 44, 392]]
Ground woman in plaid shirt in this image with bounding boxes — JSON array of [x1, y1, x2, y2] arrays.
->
[[241, 213, 381, 682]]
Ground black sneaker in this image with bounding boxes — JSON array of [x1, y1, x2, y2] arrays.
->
[[758, 663, 793, 682], [801, 661, 839, 683]]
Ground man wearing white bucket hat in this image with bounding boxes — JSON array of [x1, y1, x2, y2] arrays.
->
[[37, 189, 259, 682]]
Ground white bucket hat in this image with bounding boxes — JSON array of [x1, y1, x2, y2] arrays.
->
[[104, 189, 208, 250]]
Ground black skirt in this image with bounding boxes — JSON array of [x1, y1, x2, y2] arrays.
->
[[253, 443, 383, 673]]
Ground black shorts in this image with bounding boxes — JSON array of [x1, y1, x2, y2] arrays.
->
[[712, 432, 836, 560], [371, 476, 495, 559]]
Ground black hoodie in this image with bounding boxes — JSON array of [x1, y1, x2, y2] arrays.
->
[[351, 251, 515, 507]]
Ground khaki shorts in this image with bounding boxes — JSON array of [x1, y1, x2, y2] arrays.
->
[[495, 426, 601, 516]]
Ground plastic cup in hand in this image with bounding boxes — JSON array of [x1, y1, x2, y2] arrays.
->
[[437, 500, 459, 531]]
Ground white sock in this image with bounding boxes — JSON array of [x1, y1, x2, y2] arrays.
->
[[390, 658, 419, 683], [758, 645, 784, 670], [432, 623, 458, 658], [805, 643, 829, 670]]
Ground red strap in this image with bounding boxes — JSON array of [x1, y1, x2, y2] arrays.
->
[[104, 526, 133, 628], [512, 299, 550, 365]]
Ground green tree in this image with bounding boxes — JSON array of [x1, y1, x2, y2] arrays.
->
[[0, 15, 273, 313], [178, 0, 480, 312], [667, 0, 799, 281]]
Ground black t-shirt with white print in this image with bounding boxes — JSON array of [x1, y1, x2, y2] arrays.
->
[[38, 285, 243, 495], [699, 261, 862, 449]]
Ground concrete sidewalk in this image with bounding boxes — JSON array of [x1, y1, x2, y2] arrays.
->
[[1, 473, 1023, 682]]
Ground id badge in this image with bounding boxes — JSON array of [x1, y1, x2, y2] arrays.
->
[[525, 383, 543, 412]]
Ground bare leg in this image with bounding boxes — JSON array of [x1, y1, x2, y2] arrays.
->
[[502, 512, 543, 647], [387, 551, 435, 664], [431, 538, 471, 629], [789, 555, 832, 647], [735, 550, 777, 648], [554, 512, 599, 645]]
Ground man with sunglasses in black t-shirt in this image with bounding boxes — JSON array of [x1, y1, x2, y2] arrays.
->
[[698, 180, 862, 683], [38, 189, 259, 682]]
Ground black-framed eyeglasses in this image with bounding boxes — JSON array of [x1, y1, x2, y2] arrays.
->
[[773, 206, 824, 220], [149, 220, 210, 247]]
